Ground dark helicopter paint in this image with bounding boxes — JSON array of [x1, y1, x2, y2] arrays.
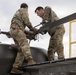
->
[[0, 44, 48, 75]]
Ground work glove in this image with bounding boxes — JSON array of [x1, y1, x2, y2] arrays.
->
[[32, 28, 38, 33]]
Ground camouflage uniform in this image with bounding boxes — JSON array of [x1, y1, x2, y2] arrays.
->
[[10, 8, 36, 68], [41, 6, 65, 60]]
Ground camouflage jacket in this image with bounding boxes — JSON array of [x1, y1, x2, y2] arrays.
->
[[41, 6, 65, 36], [11, 8, 35, 31]]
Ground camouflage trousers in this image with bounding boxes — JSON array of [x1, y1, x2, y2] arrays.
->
[[10, 28, 33, 68], [48, 28, 65, 61]]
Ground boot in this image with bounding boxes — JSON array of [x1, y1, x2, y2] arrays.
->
[[27, 58, 36, 65], [48, 50, 54, 61], [11, 67, 24, 74], [58, 57, 64, 60], [48, 57, 54, 61], [58, 54, 64, 60]]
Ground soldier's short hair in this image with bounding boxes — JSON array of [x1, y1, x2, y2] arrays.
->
[[20, 3, 28, 8], [35, 6, 43, 13]]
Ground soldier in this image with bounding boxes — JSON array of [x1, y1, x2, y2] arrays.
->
[[35, 6, 65, 61], [10, 3, 37, 74]]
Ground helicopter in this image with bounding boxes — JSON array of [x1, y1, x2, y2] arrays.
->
[[0, 13, 76, 75]]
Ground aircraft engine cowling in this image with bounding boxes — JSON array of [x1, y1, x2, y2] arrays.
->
[[0, 44, 48, 75]]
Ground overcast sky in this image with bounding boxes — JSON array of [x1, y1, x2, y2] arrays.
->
[[0, 0, 76, 58]]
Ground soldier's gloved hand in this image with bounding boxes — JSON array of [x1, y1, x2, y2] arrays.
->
[[28, 31, 35, 35], [32, 28, 38, 36], [33, 28, 38, 32]]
